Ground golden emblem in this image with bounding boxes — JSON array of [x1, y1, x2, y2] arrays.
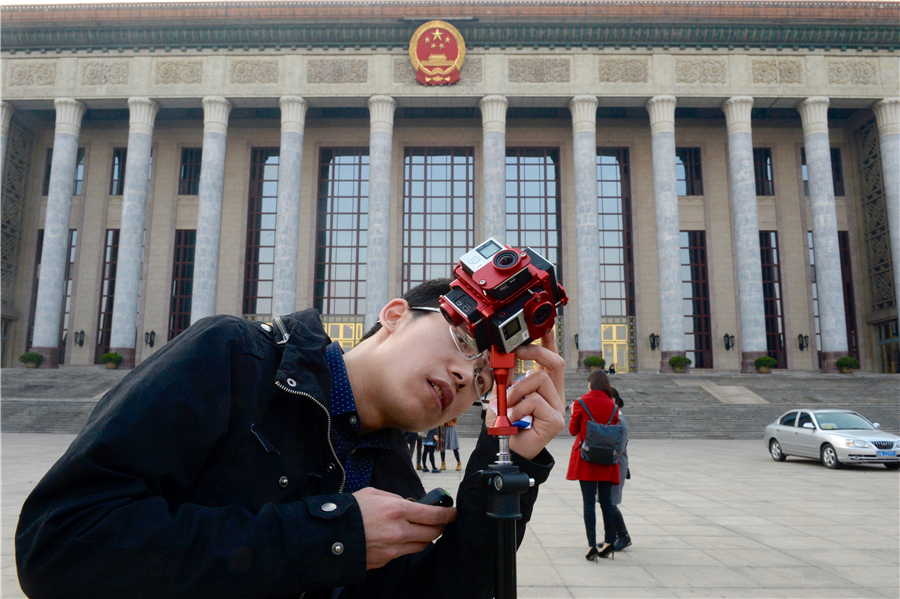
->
[[409, 20, 466, 86]]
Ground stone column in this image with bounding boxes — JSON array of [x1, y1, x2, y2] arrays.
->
[[1, 101, 15, 183], [722, 97, 769, 373], [31, 98, 86, 367], [108, 98, 159, 369], [364, 95, 396, 330], [798, 97, 848, 373], [873, 98, 900, 300], [480, 95, 509, 243], [569, 96, 603, 371], [190, 96, 232, 324], [271, 96, 309, 316], [646, 95, 685, 372]]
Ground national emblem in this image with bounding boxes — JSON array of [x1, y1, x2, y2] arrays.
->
[[409, 20, 466, 86]]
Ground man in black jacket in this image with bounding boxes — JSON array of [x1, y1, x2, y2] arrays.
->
[[16, 279, 566, 599]]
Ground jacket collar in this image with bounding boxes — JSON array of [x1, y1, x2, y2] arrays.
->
[[273, 309, 334, 407]]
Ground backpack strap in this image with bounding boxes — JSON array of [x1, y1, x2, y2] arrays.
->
[[607, 405, 619, 425], [577, 398, 597, 422]]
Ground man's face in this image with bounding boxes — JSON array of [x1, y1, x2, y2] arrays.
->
[[372, 309, 491, 432]]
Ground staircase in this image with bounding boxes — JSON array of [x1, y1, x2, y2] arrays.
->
[[3, 368, 898, 439]]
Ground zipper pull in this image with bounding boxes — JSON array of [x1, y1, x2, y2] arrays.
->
[[273, 315, 291, 345]]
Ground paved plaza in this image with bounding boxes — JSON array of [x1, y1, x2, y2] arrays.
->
[[3, 434, 897, 598]]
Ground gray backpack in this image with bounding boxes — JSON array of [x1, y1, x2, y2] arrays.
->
[[577, 399, 625, 465]]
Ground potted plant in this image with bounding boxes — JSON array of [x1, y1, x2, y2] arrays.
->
[[100, 352, 123, 369], [19, 352, 43, 368], [835, 356, 859, 374], [584, 356, 605, 372], [668, 355, 692, 373], [754, 356, 778, 374]]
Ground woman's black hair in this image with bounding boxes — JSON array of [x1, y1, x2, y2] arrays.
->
[[587, 369, 614, 398]]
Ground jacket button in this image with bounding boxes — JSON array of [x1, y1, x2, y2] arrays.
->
[[279, 476, 288, 488], [261, 323, 272, 332], [332, 542, 344, 555], [349, 416, 358, 426], [327, 463, 336, 473], [286, 378, 297, 387], [322, 502, 337, 512]]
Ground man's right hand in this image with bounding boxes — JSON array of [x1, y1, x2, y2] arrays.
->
[[353, 487, 456, 570]]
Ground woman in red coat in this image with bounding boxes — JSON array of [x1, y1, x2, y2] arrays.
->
[[566, 369, 620, 561]]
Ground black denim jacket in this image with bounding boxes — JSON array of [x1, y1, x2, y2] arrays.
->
[[16, 309, 554, 599]]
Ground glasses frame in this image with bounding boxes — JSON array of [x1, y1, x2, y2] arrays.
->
[[409, 306, 494, 400]]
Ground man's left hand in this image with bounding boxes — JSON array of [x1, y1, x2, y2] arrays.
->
[[484, 331, 565, 460]]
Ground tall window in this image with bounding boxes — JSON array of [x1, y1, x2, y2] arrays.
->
[[753, 148, 775, 196], [809, 231, 858, 366], [179, 148, 203, 195], [760, 231, 786, 368], [315, 148, 369, 315], [27, 230, 77, 363], [109, 148, 127, 195], [42, 147, 85, 196], [402, 147, 474, 292], [801, 147, 845, 197], [505, 148, 562, 269], [681, 231, 712, 368], [596, 148, 635, 318], [169, 229, 196, 340], [675, 147, 703, 196], [95, 229, 119, 362], [243, 148, 279, 318]]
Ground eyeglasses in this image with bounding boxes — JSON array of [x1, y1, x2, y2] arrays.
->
[[409, 306, 495, 400]]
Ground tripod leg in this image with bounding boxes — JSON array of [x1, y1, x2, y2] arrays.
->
[[495, 519, 518, 599]]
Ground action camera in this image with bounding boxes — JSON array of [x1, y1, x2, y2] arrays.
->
[[439, 238, 568, 355]]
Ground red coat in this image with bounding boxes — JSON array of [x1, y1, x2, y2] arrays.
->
[[565, 389, 621, 484]]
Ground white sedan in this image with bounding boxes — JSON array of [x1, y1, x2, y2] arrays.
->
[[764, 409, 900, 470]]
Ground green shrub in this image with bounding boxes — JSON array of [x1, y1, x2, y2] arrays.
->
[[754, 356, 778, 369], [835, 356, 860, 370], [19, 352, 43, 366], [100, 352, 123, 364], [583, 356, 605, 369], [668, 355, 692, 369]]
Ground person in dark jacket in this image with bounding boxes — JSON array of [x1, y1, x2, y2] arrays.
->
[[566, 369, 620, 561], [16, 279, 566, 599]]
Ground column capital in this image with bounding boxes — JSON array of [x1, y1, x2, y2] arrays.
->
[[873, 98, 900, 137], [1, 101, 15, 138], [646, 95, 677, 135], [368, 95, 396, 134], [279, 95, 309, 134], [53, 98, 86, 137], [721, 96, 754, 136], [127, 97, 159, 136], [569, 95, 598, 135], [202, 96, 232, 135], [480, 95, 509, 134], [797, 96, 830, 136]]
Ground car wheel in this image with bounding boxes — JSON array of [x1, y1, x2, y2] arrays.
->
[[885, 463, 900, 470], [820, 444, 841, 469], [769, 439, 787, 462]]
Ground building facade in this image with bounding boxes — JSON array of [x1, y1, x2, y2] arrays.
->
[[1, 1, 898, 373]]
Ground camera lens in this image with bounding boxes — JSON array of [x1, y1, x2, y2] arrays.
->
[[532, 303, 553, 326], [493, 250, 519, 270]]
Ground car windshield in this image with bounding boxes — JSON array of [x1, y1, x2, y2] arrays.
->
[[814, 413, 875, 431]]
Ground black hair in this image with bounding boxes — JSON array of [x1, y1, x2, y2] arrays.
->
[[587, 369, 615, 398], [359, 278, 452, 342], [611, 387, 624, 408]]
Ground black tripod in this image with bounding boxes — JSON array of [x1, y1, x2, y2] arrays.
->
[[464, 348, 533, 599], [465, 435, 533, 599]]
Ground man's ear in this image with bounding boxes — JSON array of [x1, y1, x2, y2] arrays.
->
[[378, 299, 410, 334]]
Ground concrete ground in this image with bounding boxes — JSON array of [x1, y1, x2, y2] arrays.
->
[[3, 434, 897, 598]]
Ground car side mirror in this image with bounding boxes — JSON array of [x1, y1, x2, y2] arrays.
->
[[802, 423, 814, 429], [874, 422, 881, 429]]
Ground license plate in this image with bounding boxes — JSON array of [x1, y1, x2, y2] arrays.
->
[[877, 450, 896, 457]]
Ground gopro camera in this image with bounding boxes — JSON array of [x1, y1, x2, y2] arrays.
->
[[439, 238, 568, 355]]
